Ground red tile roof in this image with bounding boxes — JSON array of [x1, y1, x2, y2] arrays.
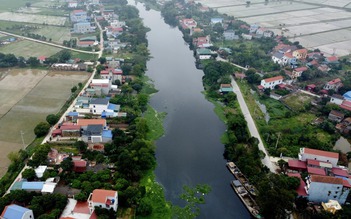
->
[[295, 49, 307, 54], [100, 70, 109, 74], [288, 173, 307, 196], [332, 168, 349, 177], [61, 125, 81, 131], [263, 75, 283, 83], [294, 67, 308, 72], [73, 160, 87, 167], [284, 52, 293, 58], [311, 175, 343, 185], [91, 189, 117, 203], [307, 166, 326, 175], [38, 56, 46, 61], [307, 159, 331, 167], [303, 148, 339, 159], [288, 159, 307, 170], [341, 100, 351, 111], [327, 56, 339, 62], [78, 41, 95, 46], [328, 78, 341, 85], [343, 179, 351, 188], [77, 119, 106, 127]]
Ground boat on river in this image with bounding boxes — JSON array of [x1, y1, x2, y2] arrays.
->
[[227, 162, 257, 196], [227, 162, 262, 218]]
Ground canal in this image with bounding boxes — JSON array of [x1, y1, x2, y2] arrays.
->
[[133, 2, 250, 218]]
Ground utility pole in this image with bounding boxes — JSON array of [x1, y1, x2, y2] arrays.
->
[[20, 131, 25, 150]]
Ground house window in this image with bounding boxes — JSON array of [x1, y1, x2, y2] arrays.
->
[[335, 191, 339, 194], [337, 187, 340, 189], [334, 196, 337, 198]]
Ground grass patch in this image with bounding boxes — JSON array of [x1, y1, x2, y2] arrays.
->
[[144, 105, 166, 141], [259, 97, 289, 119], [281, 92, 316, 112], [70, 51, 98, 61], [141, 75, 158, 95], [0, 39, 61, 58], [139, 171, 172, 219], [205, 95, 227, 123]]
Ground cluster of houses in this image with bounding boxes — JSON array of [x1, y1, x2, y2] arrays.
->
[[287, 147, 351, 214], [1, 188, 118, 219]]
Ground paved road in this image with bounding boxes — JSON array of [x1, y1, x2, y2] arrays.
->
[[216, 56, 276, 172], [41, 15, 104, 144], [4, 15, 105, 196], [231, 76, 276, 173], [0, 30, 100, 55]]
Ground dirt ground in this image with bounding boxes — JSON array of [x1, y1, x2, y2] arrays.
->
[[0, 68, 91, 177]]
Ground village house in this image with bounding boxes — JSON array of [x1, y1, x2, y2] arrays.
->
[[100, 68, 123, 82], [298, 147, 339, 167], [210, 18, 223, 25], [223, 30, 239, 40], [72, 157, 87, 173], [323, 78, 343, 91], [105, 26, 123, 38], [322, 200, 342, 214], [77, 40, 96, 48], [88, 189, 118, 213], [249, 24, 259, 33], [90, 79, 111, 95], [260, 76, 284, 89], [196, 48, 214, 60], [328, 110, 344, 123], [73, 22, 94, 33], [70, 10, 88, 23], [193, 36, 212, 48], [89, 98, 120, 117], [330, 94, 344, 105], [180, 18, 197, 29], [241, 33, 252, 40], [292, 49, 308, 60], [219, 84, 232, 94], [271, 52, 284, 65], [305, 175, 351, 204], [1, 204, 34, 219], [325, 56, 339, 65], [281, 53, 297, 67], [68, 1, 78, 8], [290, 66, 308, 80]]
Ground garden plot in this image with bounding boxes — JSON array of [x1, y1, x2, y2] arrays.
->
[[0, 69, 90, 177], [0, 12, 67, 25], [281, 92, 316, 112]]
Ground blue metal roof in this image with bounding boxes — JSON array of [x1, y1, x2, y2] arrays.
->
[[3, 204, 31, 219], [107, 103, 120, 111], [102, 130, 113, 138], [343, 91, 351, 100], [67, 112, 79, 117], [22, 182, 44, 190]]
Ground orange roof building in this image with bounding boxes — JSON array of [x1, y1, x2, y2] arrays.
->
[[260, 75, 284, 89], [77, 119, 106, 128], [88, 189, 118, 212], [306, 175, 350, 204], [299, 147, 339, 167]]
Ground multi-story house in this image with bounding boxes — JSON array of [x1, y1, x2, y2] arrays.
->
[[324, 78, 343, 91], [88, 189, 118, 213], [298, 147, 339, 167], [305, 175, 350, 204], [260, 76, 284, 89], [70, 10, 88, 23]]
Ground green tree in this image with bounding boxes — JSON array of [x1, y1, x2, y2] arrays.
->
[[74, 141, 87, 153], [98, 57, 107, 64], [60, 157, 73, 172], [71, 86, 77, 93], [22, 168, 36, 181], [27, 57, 40, 67], [46, 114, 59, 126], [34, 122, 50, 137]]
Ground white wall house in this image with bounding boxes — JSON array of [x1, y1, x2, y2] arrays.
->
[[271, 52, 284, 65], [90, 79, 111, 95], [305, 175, 350, 204], [260, 76, 283, 89], [298, 147, 339, 167], [88, 189, 118, 213], [330, 94, 344, 105]]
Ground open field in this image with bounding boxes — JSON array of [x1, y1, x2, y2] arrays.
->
[[281, 91, 316, 112], [196, 0, 351, 56], [32, 26, 71, 43], [0, 69, 91, 176], [0, 12, 67, 26], [0, 39, 61, 58]]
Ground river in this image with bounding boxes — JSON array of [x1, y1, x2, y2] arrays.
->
[[132, 2, 250, 218]]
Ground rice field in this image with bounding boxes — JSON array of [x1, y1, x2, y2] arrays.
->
[[0, 69, 91, 177], [196, 0, 351, 56]]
